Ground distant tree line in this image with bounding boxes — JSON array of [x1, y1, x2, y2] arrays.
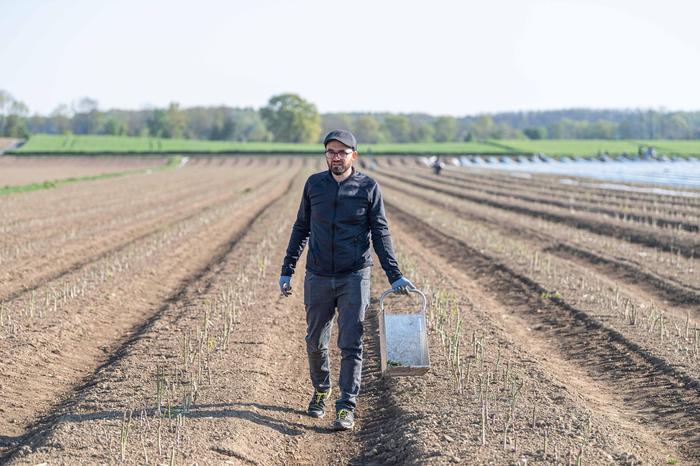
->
[[3, 89, 700, 143]]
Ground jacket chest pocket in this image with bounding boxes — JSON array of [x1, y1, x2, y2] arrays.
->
[[339, 195, 369, 225]]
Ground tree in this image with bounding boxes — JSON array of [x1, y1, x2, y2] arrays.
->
[[165, 102, 187, 138], [0, 90, 29, 137], [50, 104, 73, 134], [230, 110, 271, 141], [523, 127, 547, 140], [101, 118, 128, 135], [354, 115, 386, 143], [147, 109, 168, 137], [661, 113, 690, 139], [547, 118, 577, 139], [73, 97, 98, 114], [410, 122, 435, 142], [433, 116, 457, 142], [584, 120, 616, 139], [469, 115, 495, 139], [0, 90, 12, 114], [2, 115, 28, 138], [321, 113, 353, 137], [383, 115, 410, 142], [71, 97, 102, 134], [260, 93, 321, 143], [146, 103, 187, 138]]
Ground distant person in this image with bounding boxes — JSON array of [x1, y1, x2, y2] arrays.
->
[[278, 129, 414, 431], [431, 156, 444, 175]]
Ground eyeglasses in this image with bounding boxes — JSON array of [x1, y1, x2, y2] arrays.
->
[[325, 149, 353, 159]]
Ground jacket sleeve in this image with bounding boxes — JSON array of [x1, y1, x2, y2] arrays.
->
[[281, 179, 311, 276], [369, 182, 403, 284]]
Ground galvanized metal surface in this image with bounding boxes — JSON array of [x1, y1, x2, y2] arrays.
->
[[379, 288, 431, 377]]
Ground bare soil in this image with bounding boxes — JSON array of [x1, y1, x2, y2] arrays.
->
[[0, 156, 166, 186], [2, 155, 699, 465]]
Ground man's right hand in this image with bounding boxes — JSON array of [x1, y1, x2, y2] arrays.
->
[[391, 277, 415, 295], [279, 275, 292, 296]]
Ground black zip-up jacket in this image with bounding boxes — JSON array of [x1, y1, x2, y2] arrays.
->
[[281, 168, 402, 284]]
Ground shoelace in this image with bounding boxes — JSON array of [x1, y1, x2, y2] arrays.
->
[[337, 409, 351, 419], [313, 391, 328, 405]]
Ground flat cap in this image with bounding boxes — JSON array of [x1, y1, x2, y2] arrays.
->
[[323, 129, 357, 150]]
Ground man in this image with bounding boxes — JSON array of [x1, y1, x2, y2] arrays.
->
[[279, 129, 414, 431]]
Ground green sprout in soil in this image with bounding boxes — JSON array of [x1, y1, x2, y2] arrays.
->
[[540, 290, 562, 301]]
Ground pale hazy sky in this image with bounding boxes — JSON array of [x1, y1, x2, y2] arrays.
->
[[1, 0, 699, 116]]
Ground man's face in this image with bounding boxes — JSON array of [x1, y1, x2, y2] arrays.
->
[[325, 139, 357, 176]]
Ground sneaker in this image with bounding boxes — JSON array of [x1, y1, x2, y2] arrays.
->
[[332, 408, 355, 431], [307, 388, 331, 418]]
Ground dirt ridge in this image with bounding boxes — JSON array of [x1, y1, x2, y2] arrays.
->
[[0, 173, 298, 465], [378, 169, 699, 258], [350, 298, 423, 465], [377, 173, 700, 308], [422, 169, 700, 232], [545, 243, 700, 305], [387, 201, 700, 459], [0, 172, 279, 305]]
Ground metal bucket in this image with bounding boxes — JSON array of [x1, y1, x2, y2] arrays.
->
[[378, 288, 431, 376]]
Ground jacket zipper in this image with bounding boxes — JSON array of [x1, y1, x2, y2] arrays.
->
[[331, 181, 339, 273]]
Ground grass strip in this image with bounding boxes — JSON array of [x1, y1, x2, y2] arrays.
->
[[9, 134, 700, 156], [0, 156, 181, 196]]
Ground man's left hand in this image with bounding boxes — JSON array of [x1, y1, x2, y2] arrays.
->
[[391, 277, 415, 295], [279, 275, 292, 296]]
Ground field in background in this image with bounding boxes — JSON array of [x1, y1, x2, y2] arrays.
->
[[1, 155, 699, 464], [11, 133, 700, 156], [0, 155, 169, 188]]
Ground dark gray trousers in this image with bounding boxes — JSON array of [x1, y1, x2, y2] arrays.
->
[[304, 267, 371, 411]]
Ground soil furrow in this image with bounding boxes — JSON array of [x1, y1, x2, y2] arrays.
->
[[376, 173, 700, 310], [383, 217, 685, 464], [386, 201, 700, 460], [435, 167, 700, 215], [379, 181, 700, 381], [378, 169, 699, 258], [545, 243, 700, 305], [5, 167, 363, 466], [436, 164, 700, 210], [349, 269, 426, 465], [423, 169, 700, 232], [0, 171, 277, 304], [0, 172, 298, 464]]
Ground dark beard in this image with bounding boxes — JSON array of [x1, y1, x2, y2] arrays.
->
[[330, 161, 350, 175], [331, 164, 347, 175]]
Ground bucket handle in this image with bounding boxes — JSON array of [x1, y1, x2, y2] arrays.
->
[[379, 287, 428, 318]]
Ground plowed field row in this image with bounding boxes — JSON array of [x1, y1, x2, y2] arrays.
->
[[0, 156, 167, 186], [360, 161, 699, 462], [373, 170, 700, 293], [385, 158, 700, 210], [352, 218, 683, 464], [375, 166, 699, 258], [376, 186, 700, 378], [0, 160, 300, 461], [2, 155, 699, 465], [425, 163, 700, 214], [0, 159, 284, 296], [410, 166, 700, 231], [4, 162, 366, 465]]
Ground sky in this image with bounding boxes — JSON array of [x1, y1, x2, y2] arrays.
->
[[1, 0, 699, 116]]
